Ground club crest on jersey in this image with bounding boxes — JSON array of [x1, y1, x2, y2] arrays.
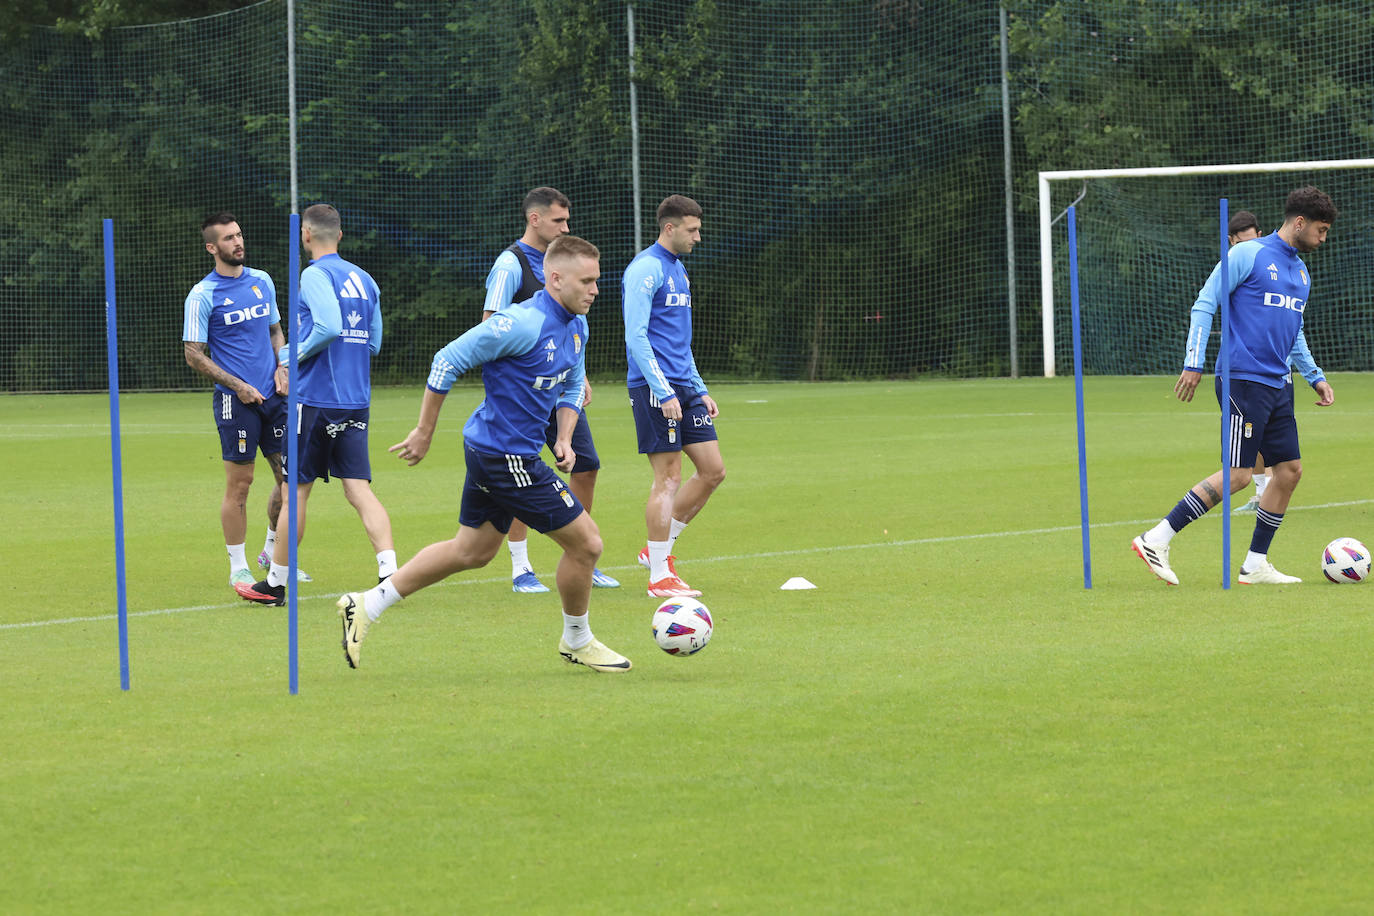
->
[[544, 339, 558, 362], [251, 285, 264, 299], [1300, 270, 1308, 285], [573, 333, 582, 354]]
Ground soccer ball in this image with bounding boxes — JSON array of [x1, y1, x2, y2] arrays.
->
[[1321, 537, 1371, 584], [651, 597, 714, 656]]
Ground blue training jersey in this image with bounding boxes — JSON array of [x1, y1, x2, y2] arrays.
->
[[1185, 233, 1320, 389], [279, 253, 382, 409], [622, 242, 706, 400], [427, 290, 587, 456], [484, 241, 544, 314], [182, 267, 281, 398]]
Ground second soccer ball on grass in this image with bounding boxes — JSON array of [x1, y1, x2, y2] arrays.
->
[[652, 597, 714, 656], [1321, 537, 1370, 584]]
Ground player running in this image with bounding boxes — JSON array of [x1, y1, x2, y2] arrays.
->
[[623, 194, 725, 598], [1132, 186, 1337, 586], [182, 211, 311, 590], [335, 235, 630, 673]]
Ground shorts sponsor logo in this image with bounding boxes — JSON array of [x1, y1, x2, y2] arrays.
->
[[692, 414, 713, 427]]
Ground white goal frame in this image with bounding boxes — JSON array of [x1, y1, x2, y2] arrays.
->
[[1037, 158, 1374, 377]]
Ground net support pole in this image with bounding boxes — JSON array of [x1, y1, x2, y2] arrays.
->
[[999, 4, 1018, 378], [287, 0, 298, 215], [626, 1, 642, 252], [1219, 199, 1232, 589], [287, 213, 300, 694], [104, 219, 131, 690], [1068, 206, 1091, 588]]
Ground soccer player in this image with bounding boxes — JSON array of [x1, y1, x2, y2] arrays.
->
[[1223, 212, 1326, 517], [1131, 186, 1337, 586], [236, 204, 397, 605], [482, 187, 619, 593], [334, 235, 630, 673], [183, 212, 311, 590], [623, 194, 726, 598]]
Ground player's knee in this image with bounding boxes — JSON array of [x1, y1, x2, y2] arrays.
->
[[704, 463, 726, 489], [1228, 467, 1253, 491]]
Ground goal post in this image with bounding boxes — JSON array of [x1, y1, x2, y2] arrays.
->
[[1038, 158, 1374, 378]]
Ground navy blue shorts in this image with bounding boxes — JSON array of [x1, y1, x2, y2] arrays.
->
[[542, 408, 599, 473], [629, 383, 718, 454], [286, 405, 373, 483], [459, 445, 584, 535], [1215, 377, 1300, 469], [213, 390, 285, 462]]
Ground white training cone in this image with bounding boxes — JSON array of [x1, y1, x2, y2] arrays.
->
[[780, 577, 817, 590]]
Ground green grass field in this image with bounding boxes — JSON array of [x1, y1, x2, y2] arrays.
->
[[4, 377, 1374, 913]]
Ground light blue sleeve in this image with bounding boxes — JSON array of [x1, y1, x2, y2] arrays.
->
[[426, 307, 542, 393], [622, 257, 674, 400], [1184, 244, 1259, 371], [370, 287, 383, 355], [1288, 331, 1323, 385], [555, 317, 588, 411], [182, 284, 211, 343], [262, 272, 281, 324], [280, 266, 343, 365], [484, 251, 522, 314]]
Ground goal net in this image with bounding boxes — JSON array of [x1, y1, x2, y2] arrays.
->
[[1038, 161, 1374, 378]]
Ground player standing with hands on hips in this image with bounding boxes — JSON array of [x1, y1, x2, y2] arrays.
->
[[623, 195, 726, 598], [335, 235, 631, 673], [1132, 186, 1337, 586]]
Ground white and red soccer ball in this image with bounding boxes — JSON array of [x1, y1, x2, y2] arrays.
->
[[651, 597, 713, 656], [1321, 537, 1370, 584]]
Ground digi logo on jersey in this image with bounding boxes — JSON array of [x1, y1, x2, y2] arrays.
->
[[532, 369, 571, 390], [664, 293, 691, 307], [223, 302, 272, 325], [1262, 292, 1306, 313]]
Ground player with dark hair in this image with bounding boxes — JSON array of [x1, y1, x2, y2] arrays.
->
[[182, 211, 311, 590], [1223, 210, 1326, 516], [1132, 186, 1337, 586], [236, 203, 396, 605], [481, 187, 618, 593], [336, 234, 631, 673], [623, 194, 725, 598]]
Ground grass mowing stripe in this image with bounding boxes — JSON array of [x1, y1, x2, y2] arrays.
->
[[9, 496, 1371, 632]]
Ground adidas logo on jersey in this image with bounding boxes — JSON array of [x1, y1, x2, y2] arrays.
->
[[339, 270, 370, 300], [544, 339, 558, 362]]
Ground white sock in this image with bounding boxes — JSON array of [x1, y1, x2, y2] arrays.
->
[[1254, 473, 1270, 497], [364, 579, 402, 621], [262, 527, 276, 556], [648, 539, 671, 580], [377, 549, 397, 579], [227, 543, 249, 573], [508, 539, 532, 577], [668, 517, 688, 551], [1146, 519, 1177, 546], [562, 612, 592, 649], [1243, 550, 1266, 571], [268, 562, 289, 588]]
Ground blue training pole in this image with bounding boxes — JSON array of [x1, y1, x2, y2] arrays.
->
[[1068, 205, 1092, 588], [104, 220, 131, 690], [287, 213, 300, 694], [1219, 199, 1232, 589]]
